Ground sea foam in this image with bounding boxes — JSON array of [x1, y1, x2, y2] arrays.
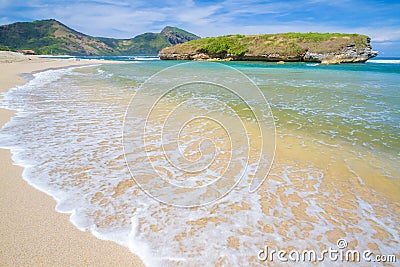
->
[[0, 63, 399, 266]]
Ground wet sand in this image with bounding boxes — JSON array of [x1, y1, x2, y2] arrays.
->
[[1, 52, 398, 265], [0, 51, 144, 266]]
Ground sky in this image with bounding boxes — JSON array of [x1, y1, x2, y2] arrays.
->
[[1, 0, 400, 56]]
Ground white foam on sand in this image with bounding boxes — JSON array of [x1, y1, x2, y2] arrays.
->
[[0, 64, 398, 266]]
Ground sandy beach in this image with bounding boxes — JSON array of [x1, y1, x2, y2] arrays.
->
[[0, 52, 144, 266], [1, 51, 399, 266]]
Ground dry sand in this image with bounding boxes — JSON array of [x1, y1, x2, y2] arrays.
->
[[0, 52, 144, 266]]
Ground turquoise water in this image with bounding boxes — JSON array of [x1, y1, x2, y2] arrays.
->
[[0, 59, 399, 266], [104, 59, 400, 166], [240, 61, 399, 158]]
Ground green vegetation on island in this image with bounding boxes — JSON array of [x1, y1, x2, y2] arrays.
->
[[0, 19, 377, 63], [0, 19, 199, 55], [159, 32, 377, 63]]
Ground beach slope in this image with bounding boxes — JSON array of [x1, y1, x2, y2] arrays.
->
[[0, 52, 144, 266]]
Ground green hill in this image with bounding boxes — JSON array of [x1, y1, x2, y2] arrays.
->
[[159, 33, 378, 63], [0, 19, 200, 55]]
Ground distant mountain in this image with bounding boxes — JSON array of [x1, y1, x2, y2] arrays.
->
[[0, 19, 200, 55]]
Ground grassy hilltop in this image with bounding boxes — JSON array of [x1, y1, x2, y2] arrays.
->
[[159, 32, 377, 63]]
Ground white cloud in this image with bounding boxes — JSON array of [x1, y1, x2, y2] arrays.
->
[[0, 0, 12, 6], [1, 0, 400, 49], [173, 4, 221, 25], [0, 17, 11, 25], [7, 1, 169, 38], [367, 30, 400, 43]]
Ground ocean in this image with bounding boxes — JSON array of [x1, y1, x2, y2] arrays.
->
[[0, 58, 399, 266]]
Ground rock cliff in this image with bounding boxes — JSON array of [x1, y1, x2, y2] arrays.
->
[[160, 26, 200, 45]]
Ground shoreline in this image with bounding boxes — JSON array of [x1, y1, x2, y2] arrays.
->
[[0, 52, 144, 266], [1, 51, 398, 265]]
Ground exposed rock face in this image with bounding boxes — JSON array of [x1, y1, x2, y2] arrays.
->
[[304, 42, 378, 63], [159, 34, 378, 63], [158, 52, 194, 60], [161, 26, 200, 45]]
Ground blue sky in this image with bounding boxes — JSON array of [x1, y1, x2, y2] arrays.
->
[[1, 0, 400, 56]]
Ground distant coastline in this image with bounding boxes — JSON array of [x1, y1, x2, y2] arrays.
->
[[0, 19, 199, 56]]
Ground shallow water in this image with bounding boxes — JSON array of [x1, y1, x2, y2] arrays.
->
[[0, 59, 399, 266]]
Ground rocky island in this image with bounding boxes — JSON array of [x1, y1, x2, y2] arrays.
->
[[159, 33, 378, 63]]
